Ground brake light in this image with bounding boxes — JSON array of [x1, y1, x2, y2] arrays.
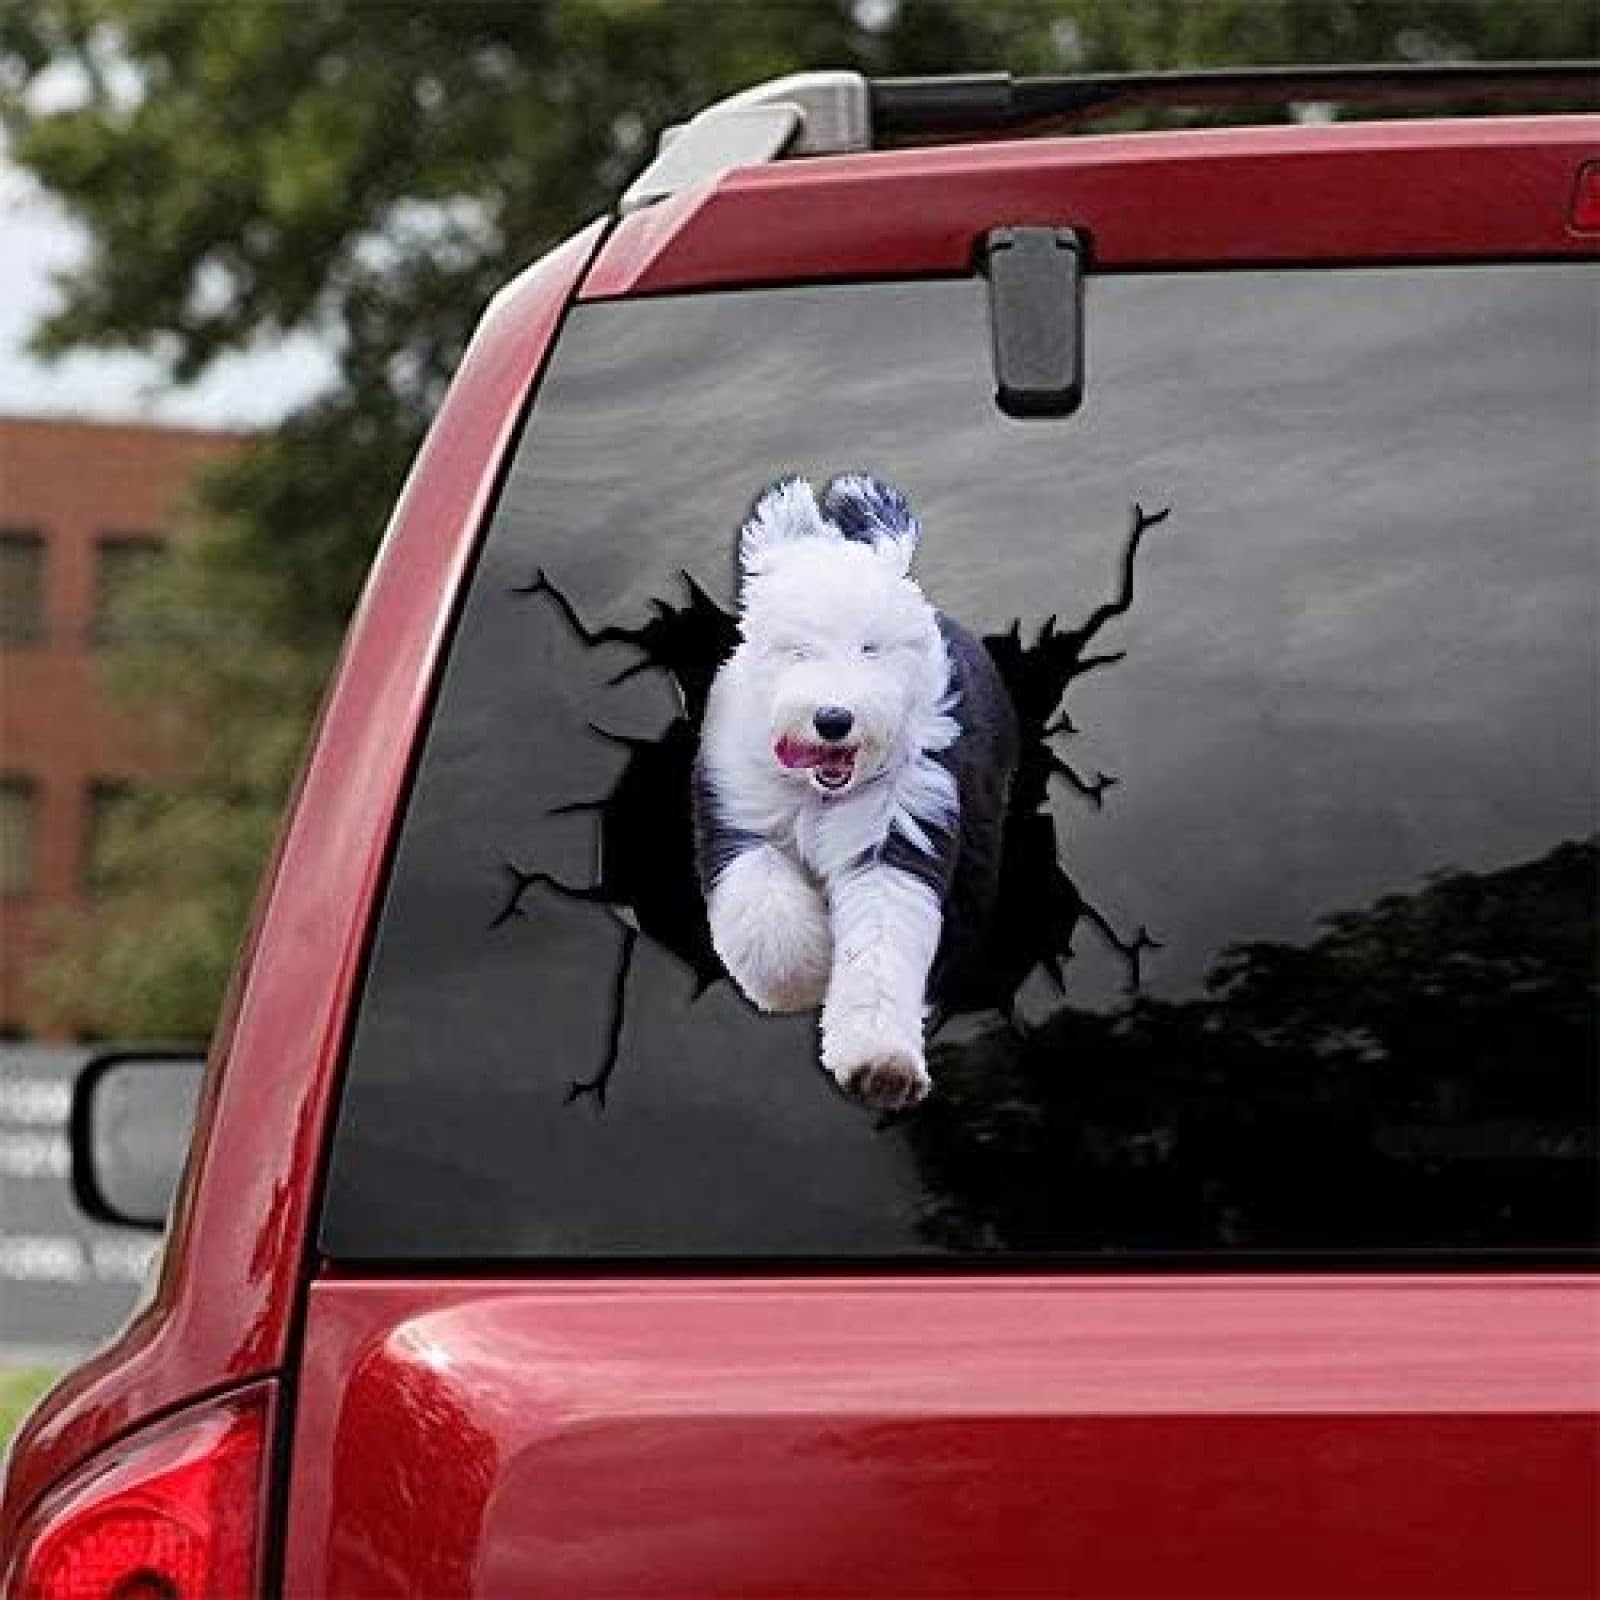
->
[[7, 1387, 270, 1600]]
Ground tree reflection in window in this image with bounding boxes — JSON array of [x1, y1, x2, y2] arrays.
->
[[910, 838, 1597, 1253]]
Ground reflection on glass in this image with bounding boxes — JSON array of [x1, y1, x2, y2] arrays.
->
[[911, 839, 1598, 1252], [325, 265, 1597, 1261]]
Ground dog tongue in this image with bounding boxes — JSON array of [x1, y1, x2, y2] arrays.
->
[[775, 736, 828, 770], [776, 738, 857, 789]]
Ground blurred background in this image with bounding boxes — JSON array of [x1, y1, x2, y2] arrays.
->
[[0, 0, 1593, 1432]]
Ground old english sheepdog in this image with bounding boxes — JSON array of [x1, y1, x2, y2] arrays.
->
[[694, 474, 1018, 1109]]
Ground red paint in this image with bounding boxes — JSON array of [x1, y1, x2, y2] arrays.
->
[[281, 1277, 1600, 1597], [5, 108, 1598, 1597], [1573, 160, 1600, 231], [0, 218, 608, 1540], [584, 118, 1600, 297]]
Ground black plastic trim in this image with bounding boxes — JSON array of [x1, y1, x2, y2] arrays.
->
[[986, 226, 1086, 418], [870, 62, 1600, 141], [317, 1247, 1600, 1278]]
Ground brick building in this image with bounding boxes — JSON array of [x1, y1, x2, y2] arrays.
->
[[0, 416, 244, 1038]]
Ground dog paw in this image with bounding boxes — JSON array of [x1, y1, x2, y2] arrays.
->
[[829, 1045, 932, 1111], [709, 851, 831, 1013]]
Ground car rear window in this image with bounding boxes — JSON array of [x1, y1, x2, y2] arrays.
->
[[320, 262, 1597, 1262]]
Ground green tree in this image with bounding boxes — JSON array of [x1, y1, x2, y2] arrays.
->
[[2, 0, 1591, 1036]]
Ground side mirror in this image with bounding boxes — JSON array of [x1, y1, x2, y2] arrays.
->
[[71, 1050, 206, 1231]]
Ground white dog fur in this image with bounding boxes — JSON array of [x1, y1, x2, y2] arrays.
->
[[694, 474, 1015, 1109]]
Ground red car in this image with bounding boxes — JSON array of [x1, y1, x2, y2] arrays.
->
[[5, 64, 1598, 1599]]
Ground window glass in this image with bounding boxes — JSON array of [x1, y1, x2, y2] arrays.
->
[[322, 265, 1598, 1262], [93, 535, 166, 644], [0, 531, 46, 645], [1, 776, 40, 898], [83, 781, 137, 896]]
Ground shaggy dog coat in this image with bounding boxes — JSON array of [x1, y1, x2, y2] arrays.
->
[[694, 474, 1018, 1108]]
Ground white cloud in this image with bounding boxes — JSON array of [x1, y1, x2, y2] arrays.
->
[[0, 158, 336, 430]]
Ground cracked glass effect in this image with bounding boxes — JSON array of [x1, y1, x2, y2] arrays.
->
[[322, 267, 1597, 1261], [493, 501, 1164, 1108]]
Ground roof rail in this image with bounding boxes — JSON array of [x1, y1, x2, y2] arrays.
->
[[622, 71, 870, 213], [621, 60, 1598, 212]]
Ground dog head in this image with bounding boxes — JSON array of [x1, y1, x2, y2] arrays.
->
[[732, 474, 950, 799]]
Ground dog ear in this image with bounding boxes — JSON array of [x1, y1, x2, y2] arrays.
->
[[739, 477, 836, 578], [820, 473, 920, 575]]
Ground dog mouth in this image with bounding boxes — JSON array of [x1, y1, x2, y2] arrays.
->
[[775, 736, 859, 793]]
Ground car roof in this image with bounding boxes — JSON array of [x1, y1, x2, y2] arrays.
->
[[619, 62, 1598, 213], [584, 114, 1599, 299]]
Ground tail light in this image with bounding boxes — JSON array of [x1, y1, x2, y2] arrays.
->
[[6, 1385, 272, 1600]]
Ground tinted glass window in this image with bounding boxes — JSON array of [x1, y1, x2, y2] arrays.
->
[[0, 531, 46, 645], [93, 535, 166, 644], [322, 265, 1597, 1261], [1, 775, 39, 899], [83, 780, 138, 896]]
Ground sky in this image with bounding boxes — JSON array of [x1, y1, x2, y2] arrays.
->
[[0, 156, 334, 430]]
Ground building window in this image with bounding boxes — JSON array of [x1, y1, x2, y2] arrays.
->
[[84, 780, 137, 895], [0, 529, 47, 644], [0, 775, 39, 898], [94, 534, 166, 644]]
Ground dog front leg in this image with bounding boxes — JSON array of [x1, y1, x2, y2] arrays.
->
[[709, 845, 832, 1013], [821, 863, 941, 1109]]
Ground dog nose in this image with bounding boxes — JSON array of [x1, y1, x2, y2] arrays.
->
[[814, 706, 854, 742]]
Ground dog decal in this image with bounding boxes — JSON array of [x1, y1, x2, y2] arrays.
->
[[496, 481, 1165, 1109], [693, 475, 1019, 1108]]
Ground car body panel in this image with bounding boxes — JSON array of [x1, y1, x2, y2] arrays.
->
[[282, 1275, 1600, 1597], [0, 218, 610, 1542], [583, 117, 1600, 298]]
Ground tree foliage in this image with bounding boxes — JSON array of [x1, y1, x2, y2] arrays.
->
[[2, 0, 1591, 1035]]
